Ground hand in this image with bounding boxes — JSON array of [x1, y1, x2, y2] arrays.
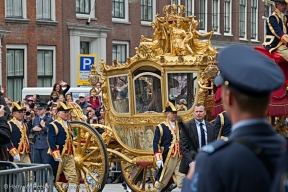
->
[[14, 154, 20, 162], [40, 120, 46, 128], [33, 126, 42, 131], [0, 105, 4, 117], [187, 161, 196, 180], [156, 160, 163, 169], [55, 158, 62, 162]]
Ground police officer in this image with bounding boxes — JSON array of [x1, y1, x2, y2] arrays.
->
[[153, 101, 185, 192], [264, 0, 288, 62], [182, 45, 286, 192], [31, 102, 53, 164]]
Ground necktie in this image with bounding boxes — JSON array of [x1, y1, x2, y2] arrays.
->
[[200, 123, 206, 147]]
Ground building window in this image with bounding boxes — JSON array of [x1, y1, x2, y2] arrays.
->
[[76, 0, 91, 14], [6, 49, 24, 101], [80, 42, 90, 54], [185, 0, 193, 16], [212, 0, 219, 32], [239, 0, 246, 38], [5, 0, 23, 18], [112, 0, 125, 19], [141, 0, 153, 22], [199, 0, 206, 31], [37, 50, 53, 87], [36, 0, 51, 20], [112, 41, 129, 64], [224, 0, 231, 34], [251, 0, 258, 40]]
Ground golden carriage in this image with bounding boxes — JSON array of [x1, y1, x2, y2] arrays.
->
[[61, 4, 219, 192]]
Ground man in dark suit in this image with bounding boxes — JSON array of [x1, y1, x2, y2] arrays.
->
[[179, 103, 214, 175], [30, 102, 53, 164], [153, 101, 185, 192], [182, 45, 286, 192], [214, 111, 231, 139]]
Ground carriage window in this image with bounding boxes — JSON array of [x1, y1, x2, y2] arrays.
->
[[109, 75, 130, 113], [134, 73, 162, 113], [167, 72, 197, 111]]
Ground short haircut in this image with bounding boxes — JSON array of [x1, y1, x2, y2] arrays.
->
[[223, 85, 270, 114], [194, 103, 206, 110]]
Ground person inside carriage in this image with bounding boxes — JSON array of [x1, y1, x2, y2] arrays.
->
[[264, 0, 288, 62]]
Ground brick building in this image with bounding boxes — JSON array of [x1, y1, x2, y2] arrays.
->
[[0, 0, 273, 101]]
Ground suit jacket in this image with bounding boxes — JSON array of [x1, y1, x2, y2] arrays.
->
[[31, 115, 53, 149], [264, 9, 288, 53], [214, 112, 231, 138], [184, 121, 286, 192], [179, 119, 214, 174]]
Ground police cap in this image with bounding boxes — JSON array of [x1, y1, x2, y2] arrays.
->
[[214, 45, 284, 96], [37, 102, 47, 110], [272, 0, 288, 3]]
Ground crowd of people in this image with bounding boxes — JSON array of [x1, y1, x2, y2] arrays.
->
[[0, 80, 107, 192]]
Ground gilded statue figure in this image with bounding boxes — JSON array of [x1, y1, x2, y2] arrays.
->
[[170, 19, 194, 56], [198, 71, 213, 103], [190, 20, 216, 55], [139, 21, 163, 56]]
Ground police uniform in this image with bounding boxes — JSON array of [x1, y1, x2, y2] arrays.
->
[[47, 102, 77, 190], [182, 45, 286, 192], [31, 102, 53, 164], [264, 0, 288, 61], [6, 101, 31, 163], [153, 101, 185, 191]]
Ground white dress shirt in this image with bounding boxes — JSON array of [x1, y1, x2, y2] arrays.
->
[[194, 119, 207, 148]]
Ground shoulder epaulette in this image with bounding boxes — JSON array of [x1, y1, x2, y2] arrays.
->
[[200, 140, 231, 155]]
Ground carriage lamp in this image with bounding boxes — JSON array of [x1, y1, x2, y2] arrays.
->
[[88, 64, 101, 96]]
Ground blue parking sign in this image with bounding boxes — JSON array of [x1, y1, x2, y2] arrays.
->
[[77, 54, 97, 86]]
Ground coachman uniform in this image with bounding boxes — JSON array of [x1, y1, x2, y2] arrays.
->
[[153, 101, 185, 192], [6, 101, 31, 163], [47, 102, 78, 191], [264, 0, 288, 62]]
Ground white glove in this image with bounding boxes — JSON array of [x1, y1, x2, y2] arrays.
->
[[55, 158, 62, 162], [14, 154, 20, 162], [156, 160, 163, 169]]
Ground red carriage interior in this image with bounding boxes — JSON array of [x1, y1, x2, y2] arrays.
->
[[212, 46, 288, 117]]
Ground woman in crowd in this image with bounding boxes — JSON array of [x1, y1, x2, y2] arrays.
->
[[52, 80, 70, 96]]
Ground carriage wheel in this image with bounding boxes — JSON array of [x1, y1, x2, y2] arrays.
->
[[120, 149, 162, 192], [69, 121, 109, 192]]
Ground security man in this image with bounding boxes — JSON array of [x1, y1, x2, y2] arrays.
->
[[153, 101, 185, 192], [47, 102, 78, 192], [264, 0, 288, 61], [31, 102, 53, 164], [6, 101, 31, 163], [182, 45, 286, 192]]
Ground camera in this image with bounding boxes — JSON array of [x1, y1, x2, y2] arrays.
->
[[92, 118, 98, 124]]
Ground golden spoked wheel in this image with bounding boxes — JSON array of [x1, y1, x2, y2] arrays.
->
[[69, 121, 108, 192], [120, 149, 157, 192]]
